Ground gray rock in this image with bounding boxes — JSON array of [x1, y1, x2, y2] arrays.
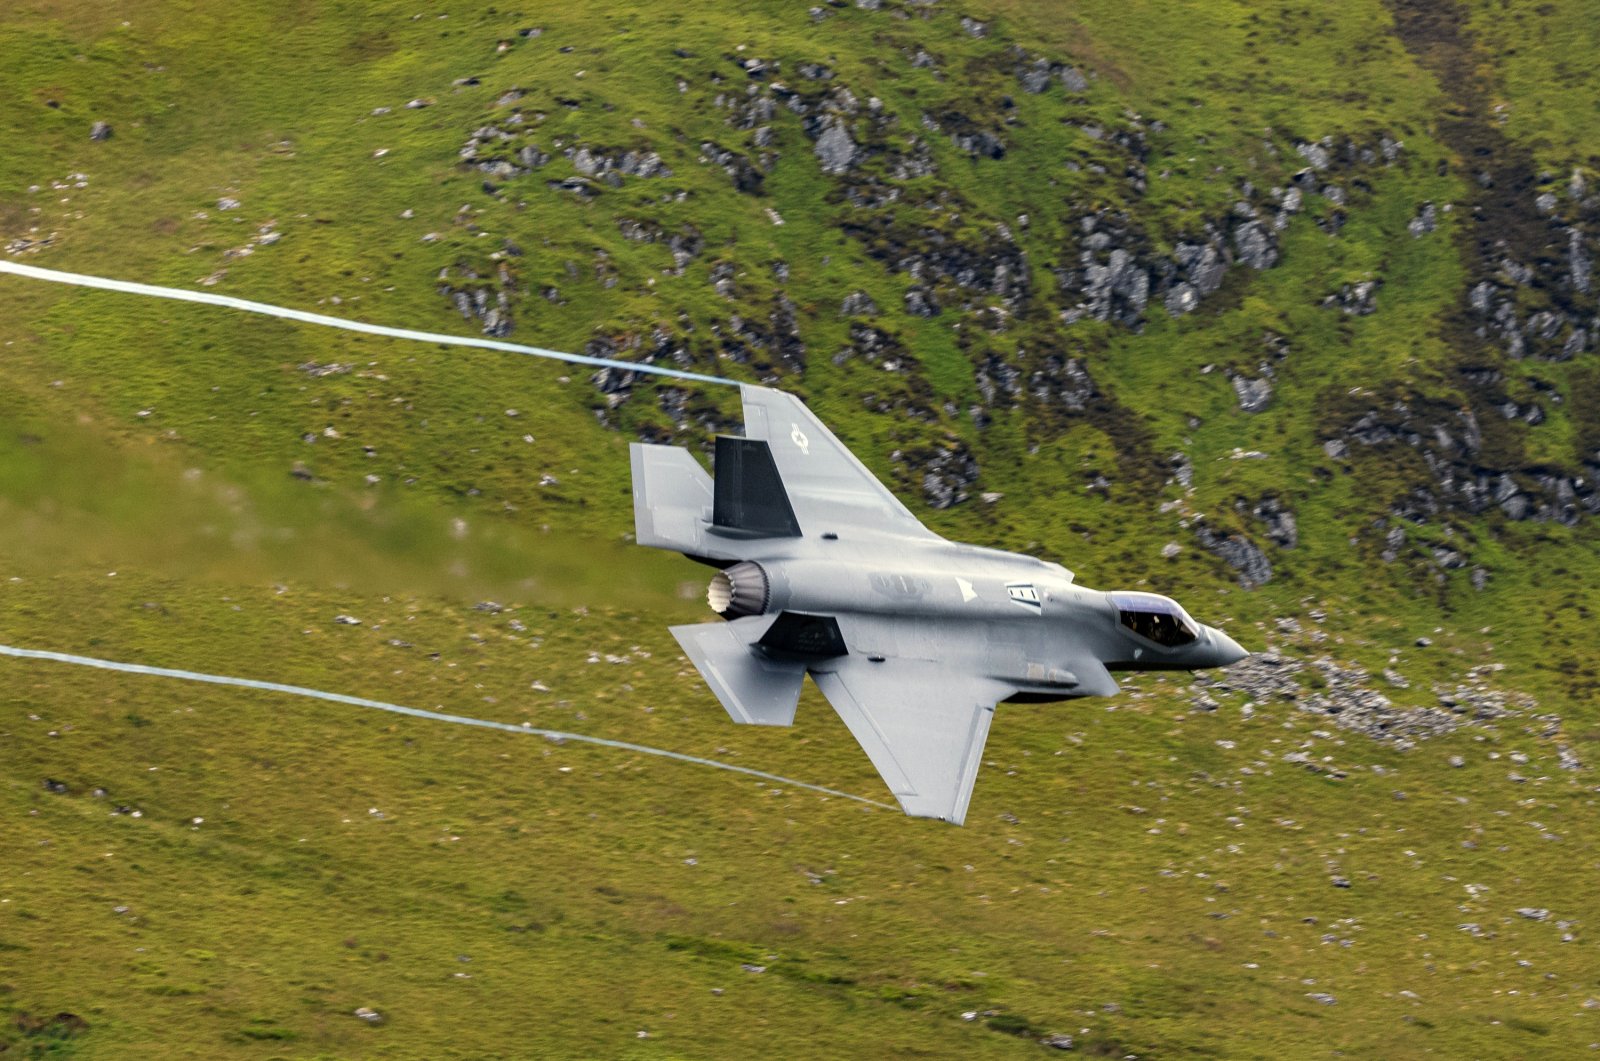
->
[[1019, 59, 1052, 94], [1231, 373, 1272, 413], [89, 120, 113, 141], [1571, 230, 1591, 295], [1165, 281, 1200, 316], [1167, 453, 1192, 489], [353, 1007, 384, 1024], [1407, 202, 1437, 238], [919, 445, 979, 509], [1234, 221, 1278, 270], [1195, 525, 1272, 587], [1536, 191, 1558, 214], [1323, 438, 1348, 460], [1324, 280, 1379, 315], [840, 290, 879, 317], [1060, 67, 1089, 93], [1517, 907, 1550, 921], [960, 16, 987, 37], [1252, 497, 1297, 547], [813, 119, 857, 175], [1306, 992, 1338, 1005], [904, 286, 938, 318], [1042, 1033, 1075, 1049], [1295, 141, 1331, 170]]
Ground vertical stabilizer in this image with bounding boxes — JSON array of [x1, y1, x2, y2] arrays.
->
[[712, 436, 802, 538]]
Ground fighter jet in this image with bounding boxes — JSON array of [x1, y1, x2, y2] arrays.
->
[[631, 385, 1248, 824]]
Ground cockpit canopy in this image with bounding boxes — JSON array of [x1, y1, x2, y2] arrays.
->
[[1110, 591, 1199, 648]]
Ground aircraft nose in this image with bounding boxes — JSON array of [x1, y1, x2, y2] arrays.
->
[[1210, 629, 1249, 666]]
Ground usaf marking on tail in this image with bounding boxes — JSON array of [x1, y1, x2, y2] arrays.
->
[[631, 385, 1247, 825]]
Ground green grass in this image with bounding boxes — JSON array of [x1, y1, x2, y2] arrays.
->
[[4, 0, 1600, 1057]]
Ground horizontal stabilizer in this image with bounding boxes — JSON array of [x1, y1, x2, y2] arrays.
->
[[713, 436, 802, 539], [631, 443, 722, 558], [671, 618, 805, 726]]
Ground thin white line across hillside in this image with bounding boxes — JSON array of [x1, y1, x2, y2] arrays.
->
[[0, 642, 892, 810], [0, 259, 736, 387]]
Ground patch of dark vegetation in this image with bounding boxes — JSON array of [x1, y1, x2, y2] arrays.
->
[[1370, 0, 1600, 549], [5, 1010, 90, 1056]]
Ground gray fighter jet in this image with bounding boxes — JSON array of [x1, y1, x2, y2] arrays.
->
[[631, 385, 1248, 824]]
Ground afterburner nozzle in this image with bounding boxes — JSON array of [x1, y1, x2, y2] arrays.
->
[[708, 561, 769, 619]]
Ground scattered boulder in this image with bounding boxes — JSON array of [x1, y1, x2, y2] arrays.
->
[[1251, 496, 1298, 547], [1231, 372, 1272, 413], [1407, 201, 1438, 238], [89, 120, 113, 141], [904, 286, 939, 318], [840, 290, 879, 317], [1194, 524, 1272, 587], [813, 119, 858, 175], [917, 444, 980, 509], [1322, 279, 1380, 315]]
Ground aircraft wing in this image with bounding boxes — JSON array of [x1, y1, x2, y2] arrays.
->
[[810, 651, 1013, 826], [737, 384, 941, 540]]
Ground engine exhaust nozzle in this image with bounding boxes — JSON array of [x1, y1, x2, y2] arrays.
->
[[708, 561, 769, 619]]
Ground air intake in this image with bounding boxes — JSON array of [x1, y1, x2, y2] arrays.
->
[[708, 561, 770, 619]]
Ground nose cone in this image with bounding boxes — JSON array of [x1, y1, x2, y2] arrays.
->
[[1209, 629, 1249, 666]]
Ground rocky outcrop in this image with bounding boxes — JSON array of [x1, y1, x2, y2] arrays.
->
[[1194, 522, 1273, 587], [833, 322, 910, 371], [437, 261, 516, 337], [1250, 496, 1298, 548], [700, 140, 765, 193], [814, 119, 858, 175], [1230, 370, 1272, 412], [1027, 354, 1098, 412], [1465, 180, 1599, 361], [1198, 652, 1530, 749], [1325, 396, 1599, 527], [913, 442, 980, 509], [1323, 279, 1381, 315]]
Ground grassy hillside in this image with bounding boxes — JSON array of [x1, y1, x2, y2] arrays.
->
[[3, 1, 1598, 1057]]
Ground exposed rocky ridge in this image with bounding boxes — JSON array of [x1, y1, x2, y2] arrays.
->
[[433, 5, 1585, 535], [1196, 650, 1536, 751], [1355, 0, 1600, 549], [1325, 393, 1600, 530]]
